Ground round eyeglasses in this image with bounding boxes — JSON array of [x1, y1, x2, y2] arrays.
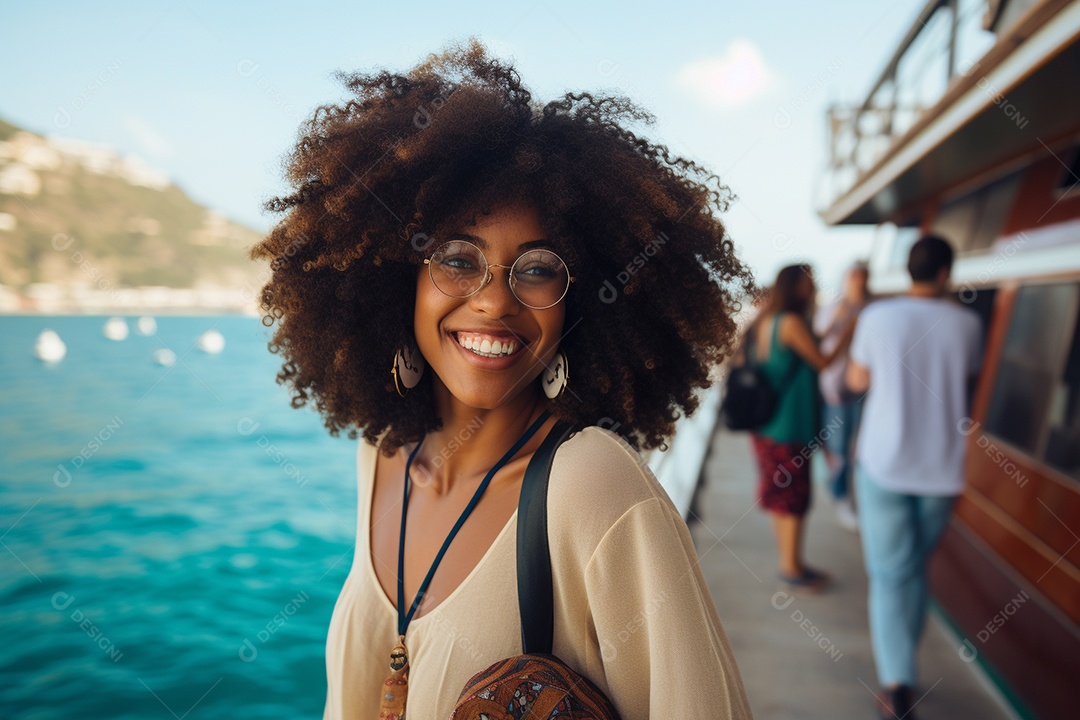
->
[[423, 239, 575, 310]]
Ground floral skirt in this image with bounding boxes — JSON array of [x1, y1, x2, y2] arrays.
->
[[750, 433, 812, 516]]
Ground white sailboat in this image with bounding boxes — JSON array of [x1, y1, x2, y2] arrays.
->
[[103, 316, 128, 341], [34, 329, 67, 363], [197, 329, 225, 354]]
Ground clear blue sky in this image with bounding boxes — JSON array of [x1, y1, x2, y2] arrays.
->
[[1, 0, 925, 291]]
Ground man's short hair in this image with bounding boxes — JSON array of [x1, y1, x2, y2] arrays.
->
[[907, 235, 954, 282]]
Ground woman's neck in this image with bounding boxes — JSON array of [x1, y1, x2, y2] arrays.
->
[[409, 384, 550, 496]]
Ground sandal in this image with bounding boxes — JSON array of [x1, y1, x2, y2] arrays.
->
[[779, 567, 831, 589]]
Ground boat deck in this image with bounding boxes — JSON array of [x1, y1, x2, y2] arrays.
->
[[688, 424, 1020, 720]]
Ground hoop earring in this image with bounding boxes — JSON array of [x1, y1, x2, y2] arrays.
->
[[542, 348, 568, 399], [391, 342, 425, 397]]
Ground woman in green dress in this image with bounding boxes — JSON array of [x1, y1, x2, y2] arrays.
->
[[746, 264, 854, 590]]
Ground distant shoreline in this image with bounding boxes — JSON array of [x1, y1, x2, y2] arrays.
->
[[0, 283, 264, 316], [1, 310, 260, 317]]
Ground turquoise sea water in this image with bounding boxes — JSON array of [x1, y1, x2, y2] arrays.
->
[[0, 315, 359, 719]]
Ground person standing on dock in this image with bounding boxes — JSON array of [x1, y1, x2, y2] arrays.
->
[[814, 260, 872, 531], [845, 235, 983, 720], [747, 264, 855, 591]]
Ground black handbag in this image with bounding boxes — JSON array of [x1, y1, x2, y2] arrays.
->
[[449, 420, 622, 719], [719, 315, 799, 431]]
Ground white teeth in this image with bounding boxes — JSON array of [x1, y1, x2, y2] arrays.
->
[[455, 332, 519, 358]]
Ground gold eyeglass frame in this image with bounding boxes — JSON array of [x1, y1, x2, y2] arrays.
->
[[422, 239, 575, 310]]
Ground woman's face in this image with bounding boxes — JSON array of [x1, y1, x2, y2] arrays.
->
[[414, 201, 567, 411]]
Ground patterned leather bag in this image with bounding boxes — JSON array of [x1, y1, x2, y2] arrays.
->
[[448, 421, 622, 720], [452, 654, 618, 719]]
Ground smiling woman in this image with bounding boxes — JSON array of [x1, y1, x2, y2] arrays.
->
[[414, 202, 569, 412], [249, 36, 757, 720]]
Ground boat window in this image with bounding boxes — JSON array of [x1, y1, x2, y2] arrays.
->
[[983, 282, 1080, 479], [1044, 307, 1080, 480], [931, 195, 980, 252], [930, 171, 1020, 254]]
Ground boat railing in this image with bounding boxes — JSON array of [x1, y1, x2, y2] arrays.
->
[[819, 0, 1003, 210]]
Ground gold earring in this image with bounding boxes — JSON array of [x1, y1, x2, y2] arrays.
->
[[392, 342, 425, 397], [542, 349, 568, 399]]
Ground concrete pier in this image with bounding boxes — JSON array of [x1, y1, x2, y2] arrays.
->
[[688, 425, 1019, 720]]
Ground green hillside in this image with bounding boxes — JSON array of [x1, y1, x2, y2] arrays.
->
[[0, 117, 266, 291]]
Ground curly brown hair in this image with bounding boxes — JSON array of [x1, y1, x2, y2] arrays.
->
[[249, 37, 757, 456]]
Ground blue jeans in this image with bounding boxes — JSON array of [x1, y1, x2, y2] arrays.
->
[[855, 463, 955, 687], [822, 398, 863, 499]]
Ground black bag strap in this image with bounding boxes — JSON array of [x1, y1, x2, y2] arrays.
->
[[516, 418, 576, 655]]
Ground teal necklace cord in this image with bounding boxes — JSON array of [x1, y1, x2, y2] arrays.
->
[[396, 407, 552, 638]]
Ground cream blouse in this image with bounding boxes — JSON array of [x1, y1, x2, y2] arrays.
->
[[322, 424, 753, 719]]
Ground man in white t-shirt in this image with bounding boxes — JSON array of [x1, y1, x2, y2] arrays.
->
[[845, 235, 982, 720]]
